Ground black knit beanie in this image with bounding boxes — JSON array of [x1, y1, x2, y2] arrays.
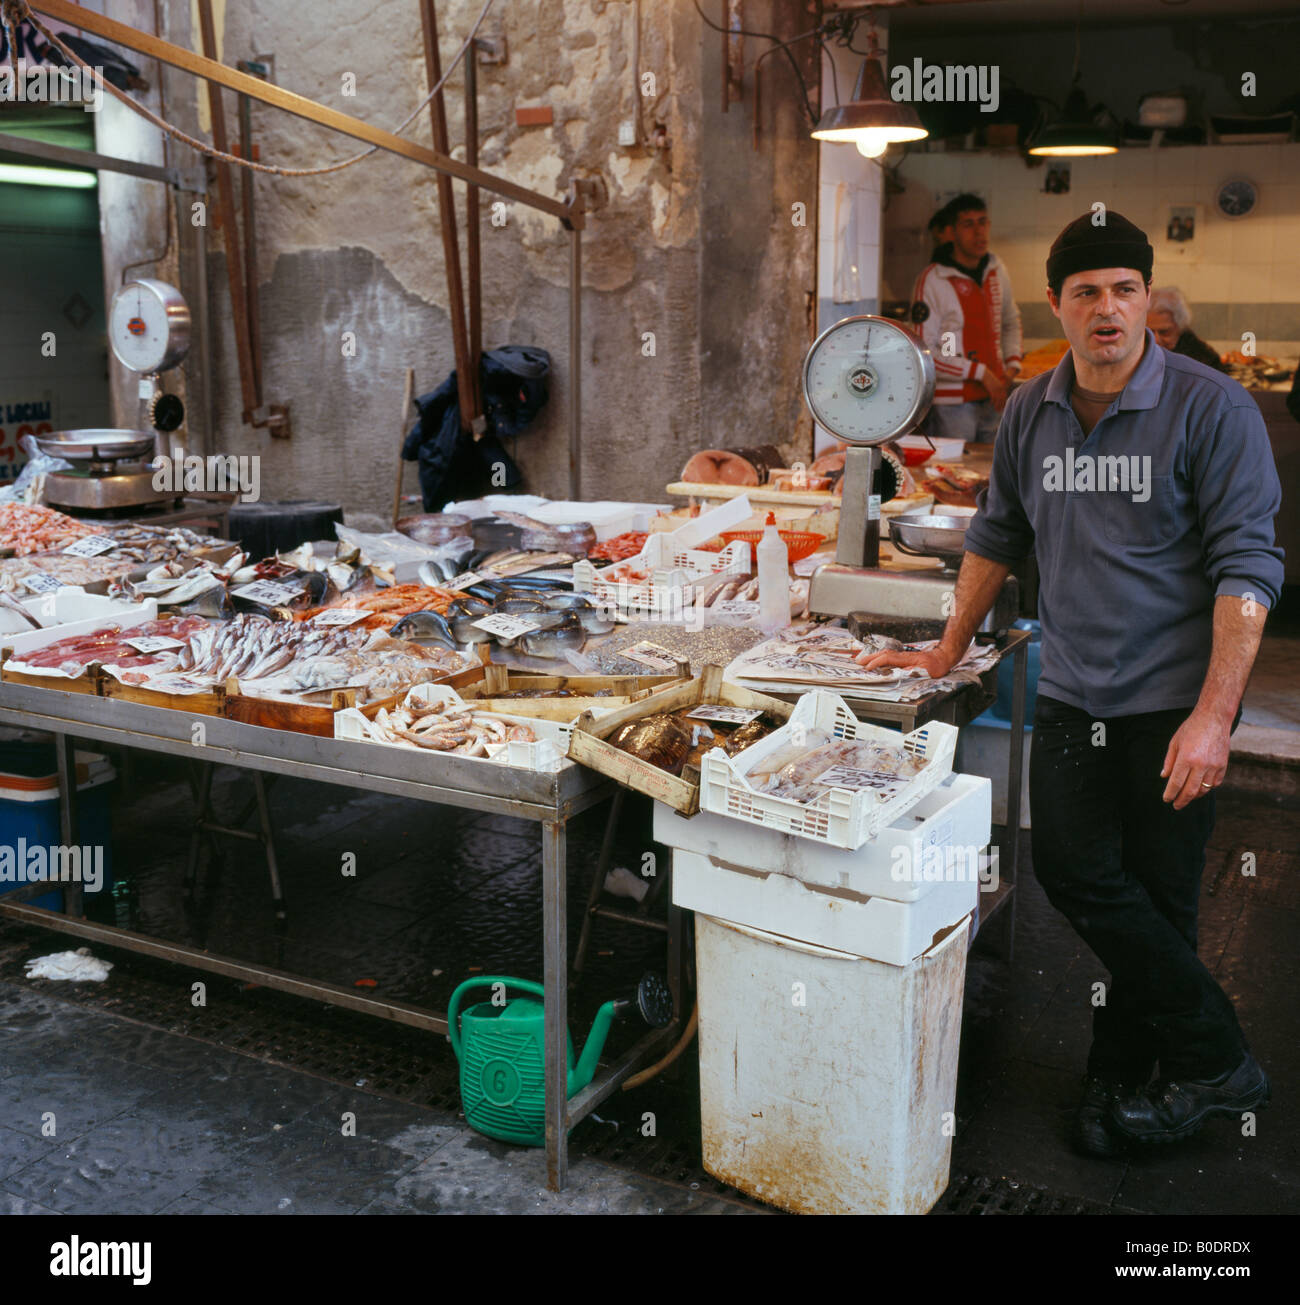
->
[[1046, 210, 1153, 295]]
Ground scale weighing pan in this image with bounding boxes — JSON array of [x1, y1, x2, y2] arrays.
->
[[35, 429, 157, 463]]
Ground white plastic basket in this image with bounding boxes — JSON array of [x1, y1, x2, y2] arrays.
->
[[573, 536, 749, 612], [698, 689, 959, 850], [334, 682, 572, 772]]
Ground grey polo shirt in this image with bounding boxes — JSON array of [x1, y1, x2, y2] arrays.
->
[[964, 330, 1284, 717]]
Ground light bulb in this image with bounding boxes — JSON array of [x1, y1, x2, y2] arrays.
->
[[854, 134, 890, 158]]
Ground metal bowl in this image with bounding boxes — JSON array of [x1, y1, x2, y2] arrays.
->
[[888, 511, 972, 571], [34, 429, 157, 462]]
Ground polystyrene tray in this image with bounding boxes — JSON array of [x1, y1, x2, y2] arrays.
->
[[334, 682, 572, 772], [699, 688, 958, 850]]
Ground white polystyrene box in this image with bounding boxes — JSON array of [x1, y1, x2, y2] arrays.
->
[[655, 771, 993, 904], [694, 911, 970, 1214], [669, 846, 976, 967]]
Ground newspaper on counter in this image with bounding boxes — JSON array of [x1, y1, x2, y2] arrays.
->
[[723, 620, 1001, 702]]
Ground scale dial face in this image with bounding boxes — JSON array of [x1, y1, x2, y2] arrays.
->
[[802, 315, 935, 446], [109, 279, 191, 373]]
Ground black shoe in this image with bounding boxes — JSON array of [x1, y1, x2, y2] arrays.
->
[[1071, 1075, 1135, 1158], [1109, 1053, 1270, 1144]]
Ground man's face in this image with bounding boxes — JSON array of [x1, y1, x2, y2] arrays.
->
[[1148, 309, 1180, 351], [1048, 268, 1150, 371], [951, 209, 990, 262]]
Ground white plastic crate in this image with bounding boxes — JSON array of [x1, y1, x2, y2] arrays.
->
[[1, 600, 161, 676], [0, 589, 156, 638], [334, 682, 572, 772], [698, 689, 959, 850], [572, 536, 749, 612], [655, 771, 992, 904]]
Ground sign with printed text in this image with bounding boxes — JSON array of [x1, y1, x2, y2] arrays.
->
[[687, 705, 764, 725], [232, 580, 302, 607], [816, 764, 909, 796], [312, 608, 368, 627], [123, 635, 185, 654], [63, 534, 116, 558], [20, 573, 63, 594], [471, 613, 542, 640], [619, 641, 681, 672], [712, 599, 759, 617]]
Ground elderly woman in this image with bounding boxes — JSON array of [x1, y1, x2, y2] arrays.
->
[[1147, 287, 1229, 373]]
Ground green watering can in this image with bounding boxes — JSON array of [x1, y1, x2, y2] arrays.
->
[[448, 973, 674, 1147]]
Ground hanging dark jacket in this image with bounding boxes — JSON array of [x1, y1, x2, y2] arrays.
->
[[401, 346, 551, 510]]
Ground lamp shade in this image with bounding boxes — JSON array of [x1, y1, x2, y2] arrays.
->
[[1028, 86, 1118, 156], [812, 56, 928, 148]]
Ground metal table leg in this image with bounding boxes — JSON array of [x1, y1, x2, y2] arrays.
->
[[55, 733, 83, 918], [542, 817, 568, 1191], [999, 637, 1028, 963], [572, 787, 624, 982]]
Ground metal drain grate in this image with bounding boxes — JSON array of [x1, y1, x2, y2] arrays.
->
[[934, 1174, 1113, 1216]]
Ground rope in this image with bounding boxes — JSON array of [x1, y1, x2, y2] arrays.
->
[[2, 0, 28, 75], [18, 0, 495, 180]]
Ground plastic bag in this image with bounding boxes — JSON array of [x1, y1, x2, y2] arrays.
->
[[0, 435, 73, 505]]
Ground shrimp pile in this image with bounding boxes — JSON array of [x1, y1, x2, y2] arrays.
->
[[0, 504, 107, 556], [298, 583, 462, 628], [358, 699, 537, 757]]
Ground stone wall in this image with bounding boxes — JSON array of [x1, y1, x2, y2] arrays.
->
[[100, 0, 818, 518]]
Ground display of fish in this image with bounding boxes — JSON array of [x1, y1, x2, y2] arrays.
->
[[746, 736, 927, 805], [356, 699, 537, 757]]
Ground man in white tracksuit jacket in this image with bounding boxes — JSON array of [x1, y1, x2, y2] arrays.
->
[[910, 194, 1023, 444]]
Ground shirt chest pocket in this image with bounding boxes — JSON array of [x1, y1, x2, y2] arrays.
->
[[1103, 473, 1178, 545]]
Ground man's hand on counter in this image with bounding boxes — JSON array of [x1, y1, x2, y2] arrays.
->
[[854, 646, 958, 678]]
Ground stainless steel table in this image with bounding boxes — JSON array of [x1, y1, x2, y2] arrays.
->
[[0, 682, 686, 1190]]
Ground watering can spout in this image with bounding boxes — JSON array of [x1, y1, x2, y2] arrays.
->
[[571, 1000, 619, 1094]]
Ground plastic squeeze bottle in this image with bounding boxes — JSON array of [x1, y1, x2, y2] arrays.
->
[[756, 520, 790, 635]]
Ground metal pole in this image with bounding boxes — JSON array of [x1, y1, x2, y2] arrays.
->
[[464, 38, 482, 375], [569, 221, 582, 501], [54, 733, 83, 917], [418, 0, 477, 432], [541, 818, 568, 1190], [1002, 633, 1027, 964]]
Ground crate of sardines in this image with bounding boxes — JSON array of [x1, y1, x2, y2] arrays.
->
[[335, 682, 572, 772], [698, 688, 958, 850], [567, 664, 793, 814], [456, 663, 691, 722]]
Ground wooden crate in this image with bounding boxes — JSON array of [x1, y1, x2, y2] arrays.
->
[[567, 664, 794, 815], [0, 649, 101, 696], [225, 662, 484, 736], [100, 673, 228, 717], [453, 664, 689, 721]]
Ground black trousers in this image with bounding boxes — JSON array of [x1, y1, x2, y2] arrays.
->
[[1029, 694, 1247, 1082]]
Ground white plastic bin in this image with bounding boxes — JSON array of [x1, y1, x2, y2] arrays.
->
[[693, 911, 970, 1214], [656, 772, 992, 904]]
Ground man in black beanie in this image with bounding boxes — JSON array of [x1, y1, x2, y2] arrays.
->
[[859, 208, 1283, 1157]]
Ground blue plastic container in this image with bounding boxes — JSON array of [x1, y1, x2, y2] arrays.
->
[[0, 757, 115, 913], [984, 619, 1042, 725]]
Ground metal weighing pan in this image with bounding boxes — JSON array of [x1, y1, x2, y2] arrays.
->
[[888, 511, 972, 572], [34, 429, 156, 463]]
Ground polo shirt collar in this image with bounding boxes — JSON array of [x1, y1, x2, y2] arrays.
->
[[1044, 330, 1165, 411]]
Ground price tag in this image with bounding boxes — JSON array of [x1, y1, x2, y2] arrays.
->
[[446, 570, 483, 591], [619, 641, 681, 672], [20, 573, 64, 594], [129, 671, 214, 696], [471, 613, 542, 640], [867, 494, 882, 521], [124, 635, 186, 654], [816, 764, 909, 796], [687, 705, 763, 725], [232, 580, 301, 606], [63, 534, 117, 558], [312, 608, 368, 627], [712, 599, 759, 616]]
